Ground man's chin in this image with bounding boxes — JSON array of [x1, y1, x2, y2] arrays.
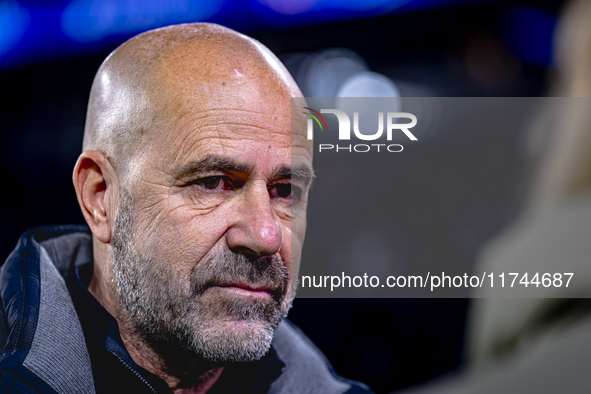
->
[[192, 318, 276, 364], [140, 316, 277, 369]]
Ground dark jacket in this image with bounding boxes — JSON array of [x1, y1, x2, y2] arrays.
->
[[0, 226, 372, 394]]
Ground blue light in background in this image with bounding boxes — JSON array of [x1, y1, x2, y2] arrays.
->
[[328, 0, 410, 12], [0, 0, 29, 58], [263, 0, 411, 14], [0, 0, 559, 70], [255, 0, 320, 15], [61, 0, 226, 43], [254, 0, 491, 18], [249, 0, 493, 30], [501, 6, 557, 67]]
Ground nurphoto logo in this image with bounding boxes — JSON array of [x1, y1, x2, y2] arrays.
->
[[303, 107, 418, 153]]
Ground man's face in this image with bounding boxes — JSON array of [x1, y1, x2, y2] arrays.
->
[[110, 72, 312, 364]]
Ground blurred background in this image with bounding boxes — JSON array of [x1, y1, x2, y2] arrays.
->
[[0, 0, 576, 393]]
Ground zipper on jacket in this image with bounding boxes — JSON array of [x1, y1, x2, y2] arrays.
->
[[113, 352, 159, 394]]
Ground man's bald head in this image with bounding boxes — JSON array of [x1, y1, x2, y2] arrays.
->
[[83, 23, 302, 182]]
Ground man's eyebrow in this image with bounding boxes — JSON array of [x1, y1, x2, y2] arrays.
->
[[271, 164, 316, 186], [173, 155, 254, 179]]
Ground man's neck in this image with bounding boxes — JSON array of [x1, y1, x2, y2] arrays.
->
[[117, 322, 224, 394], [88, 268, 223, 393]]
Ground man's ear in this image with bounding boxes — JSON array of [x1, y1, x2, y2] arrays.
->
[[73, 150, 118, 243]]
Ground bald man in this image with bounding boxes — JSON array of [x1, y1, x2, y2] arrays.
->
[[0, 24, 372, 394]]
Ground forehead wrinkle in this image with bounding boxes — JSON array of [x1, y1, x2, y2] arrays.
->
[[166, 120, 293, 148], [156, 82, 294, 128], [160, 110, 293, 153], [159, 103, 293, 141], [165, 107, 294, 121]]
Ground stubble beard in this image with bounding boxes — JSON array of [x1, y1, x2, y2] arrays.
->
[[110, 189, 295, 367]]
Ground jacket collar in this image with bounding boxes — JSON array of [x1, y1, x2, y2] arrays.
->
[[0, 225, 96, 393]]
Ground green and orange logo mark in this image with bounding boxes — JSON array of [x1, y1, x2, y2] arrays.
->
[[302, 107, 328, 131]]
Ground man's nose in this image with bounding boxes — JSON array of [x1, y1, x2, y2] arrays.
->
[[226, 183, 282, 257]]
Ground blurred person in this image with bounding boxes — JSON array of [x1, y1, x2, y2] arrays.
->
[[0, 23, 372, 394], [467, 0, 591, 380], [395, 0, 591, 392]]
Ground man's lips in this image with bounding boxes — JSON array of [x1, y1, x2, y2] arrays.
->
[[219, 283, 271, 292], [209, 283, 274, 299]]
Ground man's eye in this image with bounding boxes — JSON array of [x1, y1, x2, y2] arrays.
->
[[269, 184, 301, 199], [191, 176, 233, 190]]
